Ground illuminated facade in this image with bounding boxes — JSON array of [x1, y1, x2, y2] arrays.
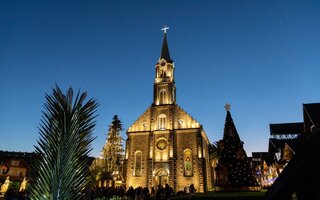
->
[[123, 31, 212, 192]]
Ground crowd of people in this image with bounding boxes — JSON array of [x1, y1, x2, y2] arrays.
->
[[1, 183, 196, 200], [87, 183, 196, 200], [1, 186, 28, 200]]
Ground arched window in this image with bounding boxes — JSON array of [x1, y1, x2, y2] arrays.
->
[[157, 114, 166, 130], [184, 149, 193, 176], [159, 89, 167, 104], [160, 69, 167, 78], [134, 151, 142, 176]]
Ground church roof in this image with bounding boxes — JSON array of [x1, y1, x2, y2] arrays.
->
[[127, 107, 151, 132], [160, 33, 173, 63], [127, 104, 201, 133]]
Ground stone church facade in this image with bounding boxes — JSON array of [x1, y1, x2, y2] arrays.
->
[[123, 31, 212, 192]]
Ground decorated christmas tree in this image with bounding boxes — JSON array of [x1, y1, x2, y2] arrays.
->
[[90, 115, 124, 187], [216, 104, 259, 190], [102, 115, 124, 172]]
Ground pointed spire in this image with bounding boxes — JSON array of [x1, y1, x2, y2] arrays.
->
[[160, 26, 173, 63], [224, 103, 231, 112]]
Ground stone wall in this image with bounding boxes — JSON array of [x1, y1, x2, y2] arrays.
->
[[125, 104, 212, 192], [175, 129, 201, 192], [126, 132, 150, 188]]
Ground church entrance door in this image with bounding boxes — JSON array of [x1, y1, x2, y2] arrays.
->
[[154, 169, 168, 187]]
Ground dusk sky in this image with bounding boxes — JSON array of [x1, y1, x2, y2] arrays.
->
[[1, 1, 319, 157]]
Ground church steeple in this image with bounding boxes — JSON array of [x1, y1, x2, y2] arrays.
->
[[160, 33, 173, 63], [153, 26, 176, 106]]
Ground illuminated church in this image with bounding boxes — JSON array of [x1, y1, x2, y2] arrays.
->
[[123, 28, 212, 192]]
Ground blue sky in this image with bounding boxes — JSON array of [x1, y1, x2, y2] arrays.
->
[[1, 1, 319, 157]]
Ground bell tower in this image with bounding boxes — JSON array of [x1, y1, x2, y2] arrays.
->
[[153, 26, 176, 106]]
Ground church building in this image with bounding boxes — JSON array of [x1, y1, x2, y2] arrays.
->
[[123, 28, 212, 192]]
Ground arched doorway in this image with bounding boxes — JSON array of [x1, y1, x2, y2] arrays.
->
[[154, 169, 168, 187]]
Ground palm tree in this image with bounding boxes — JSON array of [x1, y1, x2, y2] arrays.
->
[[29, 86, 98, 200], [209, 142, 220, 163]]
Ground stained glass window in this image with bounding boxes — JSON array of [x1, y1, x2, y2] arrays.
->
[[184, 149, 193, 176], [134, 151, 142, 176]]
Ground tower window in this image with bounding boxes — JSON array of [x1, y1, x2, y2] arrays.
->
[[160, 70, 166, 78], [134, 151, 142, 176], [157, 114, 167, 130], [159, 89, 167, 104]]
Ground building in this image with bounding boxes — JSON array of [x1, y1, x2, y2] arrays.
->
[[251, 123, 304, 188], [253, 103, 320, 191], [0, 151, 35, 182], [264, 103, 320, 199], [262, 104, 318, 173], [251, 152, 277, 188], [268, 122, 303, 166], [267, 103, 320, 165], [123, 30, 212, 192]]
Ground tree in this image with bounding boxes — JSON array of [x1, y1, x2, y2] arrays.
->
[[101, 115, 124, 173], [89, 116, 124, 187], [88, 157, 107, 188], [29, 86, 98, 200], [217, 105, 258, 187]]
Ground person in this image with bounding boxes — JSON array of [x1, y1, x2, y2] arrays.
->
[[189, 184, 195, 199], [1, 176, 10, 194], [19, 177, 27, 192], [136, 186, 142, 200], [142, 187, 149, 200], [126, 186, 135, 200], [155, 185, 162, 200], [4, 186, 18, 200], [164, 184, 171, 200], [150, 187, 155, 197]]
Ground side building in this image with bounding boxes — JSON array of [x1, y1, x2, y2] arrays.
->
[[0, 151, 35, 182], [268, 122, 304, 170], [123, 30, 212, 192], [263, 103, 320, 199], [252, 103, 320, 188]]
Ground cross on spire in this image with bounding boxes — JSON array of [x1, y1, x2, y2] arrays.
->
[[160, 25, 173, 63], [225, 103, 231, 112], [161, 25, 170, 34]]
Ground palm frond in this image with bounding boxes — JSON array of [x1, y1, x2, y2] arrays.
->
[[30, 86, 98, 200]]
